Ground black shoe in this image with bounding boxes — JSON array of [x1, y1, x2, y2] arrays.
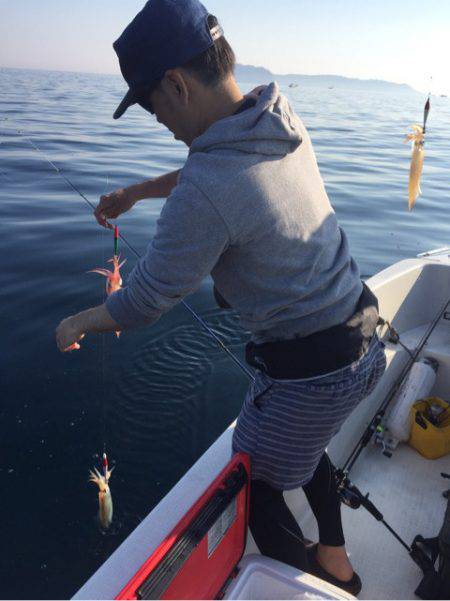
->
[[306, 544, 362, 596]]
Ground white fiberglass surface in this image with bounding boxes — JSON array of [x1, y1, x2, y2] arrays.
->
[[337, 444, 448, 600], [281, 442, 448, 600]]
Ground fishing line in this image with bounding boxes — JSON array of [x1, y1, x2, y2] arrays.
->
[[16, 130, 255, 382], [100, 174, 109, 456]]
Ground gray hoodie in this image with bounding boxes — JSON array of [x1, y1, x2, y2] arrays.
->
[[106, 82, 362, 342]]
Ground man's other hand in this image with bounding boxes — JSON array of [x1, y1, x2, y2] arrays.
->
[[56, 316, 85, 352], [94, 187, 137, 228]]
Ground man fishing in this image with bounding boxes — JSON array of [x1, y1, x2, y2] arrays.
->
[[56, 0, 386, 594]]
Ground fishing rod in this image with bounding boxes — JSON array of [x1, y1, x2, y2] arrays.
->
[[20, 133, 255, 382], [340, 291, 450, 476]]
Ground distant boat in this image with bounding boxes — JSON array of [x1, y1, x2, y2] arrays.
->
[[328, 86, 334, 90], [440, 94, 447, 98], [288, 83, 299, 88]]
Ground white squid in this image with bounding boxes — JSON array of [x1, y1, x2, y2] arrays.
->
[[89, 454, 114, 529]]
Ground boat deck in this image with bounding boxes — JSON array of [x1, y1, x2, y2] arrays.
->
[[340, 444, 448, 600], [245, 439, 449, 600]]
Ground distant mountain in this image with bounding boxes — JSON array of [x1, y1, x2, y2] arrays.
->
[[235, 63, 416, 93]]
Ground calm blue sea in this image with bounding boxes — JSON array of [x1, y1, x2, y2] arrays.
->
[[1, 67, 449, 599]]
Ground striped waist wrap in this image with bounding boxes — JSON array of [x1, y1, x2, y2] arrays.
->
[[232, 335, 387, 490]]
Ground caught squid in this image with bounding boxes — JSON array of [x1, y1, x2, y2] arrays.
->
[[88, 254, 126, 296], [404, 97, 430, 211], [404, 124, 425, 211], [89, 453, 114, 529], [88, 254, 126, 337]]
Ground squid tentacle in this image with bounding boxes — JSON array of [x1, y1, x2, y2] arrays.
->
[[88, 268, 112, 277]]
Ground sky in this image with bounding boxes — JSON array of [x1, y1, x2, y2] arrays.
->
[[1, 0, 450, 95]]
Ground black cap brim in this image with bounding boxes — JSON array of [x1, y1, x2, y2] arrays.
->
[[113, 88, 137, 120]]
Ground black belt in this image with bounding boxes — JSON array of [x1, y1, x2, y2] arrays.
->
[[246, 283, 379, 380]]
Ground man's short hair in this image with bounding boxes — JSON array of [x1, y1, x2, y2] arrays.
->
[[182, 15, 236, 86]]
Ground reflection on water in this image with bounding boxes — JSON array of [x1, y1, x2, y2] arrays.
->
[[1, 67, 449, 598]]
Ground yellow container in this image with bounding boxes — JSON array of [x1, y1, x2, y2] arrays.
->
[[409, 397, 450, 459]]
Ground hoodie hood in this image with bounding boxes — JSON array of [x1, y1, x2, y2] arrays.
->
[[189, 82, 303, 157]]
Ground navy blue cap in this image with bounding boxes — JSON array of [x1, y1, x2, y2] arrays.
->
[[113, 0, 223, 119]]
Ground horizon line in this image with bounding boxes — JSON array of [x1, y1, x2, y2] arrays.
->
[[0, 63, 420, 93]]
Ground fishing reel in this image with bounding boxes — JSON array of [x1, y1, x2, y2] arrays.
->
[[335, 470, 383, 520], [372, 424, 392, 457]]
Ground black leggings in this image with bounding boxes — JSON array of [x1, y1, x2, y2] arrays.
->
[[249, 453, 344, 571]]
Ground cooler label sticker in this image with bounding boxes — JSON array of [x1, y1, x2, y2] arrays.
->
[[207, 498, 237, 558]]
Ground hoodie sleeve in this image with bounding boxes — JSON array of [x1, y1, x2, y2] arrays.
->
[[106, 179, 230, 329]]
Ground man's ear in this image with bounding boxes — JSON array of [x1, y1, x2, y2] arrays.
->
[[162, 69, 189, 106]]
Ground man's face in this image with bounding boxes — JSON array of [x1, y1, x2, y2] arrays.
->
[[141, 72, 198, 146], [148, 87, 184, 141]]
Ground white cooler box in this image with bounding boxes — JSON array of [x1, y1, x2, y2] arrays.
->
[[224, 554, 355, 600]]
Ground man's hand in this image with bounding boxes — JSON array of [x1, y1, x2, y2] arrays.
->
[[56, 315, 85, 352], [94, 187, 138, 228], [56, 304, 121, 353], [94, 172, 182, 228]]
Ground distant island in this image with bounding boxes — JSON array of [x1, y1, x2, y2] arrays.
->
[[0, 64, 419, 94], [235, 64, 417, 93]]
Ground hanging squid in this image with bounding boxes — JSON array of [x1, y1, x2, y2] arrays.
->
[[404, 124, 425, 210], [88, 254, 126, 297], [89, 453, 114, 529], [404, 98, 430, 211], [88, 226, 125, 337]]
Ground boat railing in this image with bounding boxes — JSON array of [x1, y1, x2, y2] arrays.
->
[[417, 247, 450, 258]]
